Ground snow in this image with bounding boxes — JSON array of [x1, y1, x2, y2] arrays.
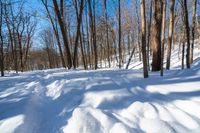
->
[[0, 44, 200, 133]]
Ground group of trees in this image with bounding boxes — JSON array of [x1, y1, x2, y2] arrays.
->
[[0, 0, 36, 76], [1, 0, 200, 78]]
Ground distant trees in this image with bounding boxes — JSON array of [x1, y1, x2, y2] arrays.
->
[[0, 0, 36, 76], [0, 0, 199, 77]]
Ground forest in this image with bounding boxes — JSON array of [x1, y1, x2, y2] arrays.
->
[[0, 0, 200, 133], [0, 0, 199, 77]]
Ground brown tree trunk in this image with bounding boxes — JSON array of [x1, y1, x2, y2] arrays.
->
[[166, 0, 175, 70], [140, 0, 148, 78], [41, 0, 66, 68], [118, 0, 122, 68], [147, 0, 153, 70], [0, 3, 4, 76], [151, 0, 163, 71], [191, 0, 197, 64], [104, 0, 111, 68], [53, 0, 72, 69], [88, 0, 98, 69], [161, 0, 166, 76], [73, 0, 84, 69], [182, 0, 191, 69]]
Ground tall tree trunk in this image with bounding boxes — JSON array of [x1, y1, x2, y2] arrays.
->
[[191, 0, 197, 64], [53, 0, 72, 69], [140, 0, 148, 78], [88, 0, 98, 69], [183, 0, 191, 68], [161, 0, 166, 76], [118, 0, 122, 68], [151, 0, 163, 71], [147, 0, 153, 70], [104, 0, 111, 68], [73, 0, 84, 69], [166, 0, 175, 70], [0, 3, 4, 76], [41, 0, 66, 68]]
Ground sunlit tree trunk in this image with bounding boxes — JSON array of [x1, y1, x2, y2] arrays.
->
[[161, 0, 166, 76], [166, 0, 176, 70]]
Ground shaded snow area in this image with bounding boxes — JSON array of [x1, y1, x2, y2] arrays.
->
[[1, 46, 200, 133]]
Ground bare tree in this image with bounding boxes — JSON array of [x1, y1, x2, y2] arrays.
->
[[151, 0, 163, 71], [53, 0, 72, 69], [118, 0, 122, 68], [0, 1, 4, 76], [88, 0, 98, 69], [140, 0, 148, 78], [166, 0, 176, 70], [182, 0, 191, 69], [73, 0, 84, 69], [161, 0, 167, 76], [41, 0, 66, 68], [191, 0, 197, 63]]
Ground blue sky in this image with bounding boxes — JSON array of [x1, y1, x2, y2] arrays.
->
[[23, 0, 200, 48]]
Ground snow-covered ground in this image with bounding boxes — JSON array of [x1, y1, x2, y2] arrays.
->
[[0, 44, 200, 133]]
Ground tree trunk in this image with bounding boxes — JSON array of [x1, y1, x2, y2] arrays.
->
[[73, 0, 84, 69], [191, 0, 197, 64], [53, 0, 72, 69], [183, 0, 191, 69], [41, 0, 66, 68], [104, 0, 111, 68], [88, 0, 98, 69], [161, 0, 166, 76], [147, 0, 153, 70], [118, 0, 122, 68], [140, 0, 148, 78], [151, 0, 163, 71], [166, 0, 176, 70]]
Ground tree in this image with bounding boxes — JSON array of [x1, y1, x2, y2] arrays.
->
[[118, 0, 122, 68], [191, 0, 197, 64], [161, 0, 167, 76], [151, 0, 163, 71], [53, 0, 72, 69], [73, 0, 84, 69], [41, 0, 66, 68], [88, 0, 98, 69], [0, 1, 4, 76], [182, 0, 191, 69], [166, 0, 176, 70], [140, 0, 148, 78]]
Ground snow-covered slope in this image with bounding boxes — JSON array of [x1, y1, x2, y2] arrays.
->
[[0, 43, 200, 133]]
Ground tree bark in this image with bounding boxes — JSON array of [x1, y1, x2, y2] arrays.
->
[[53, 0, 72, 69], [118, 0, 122, 68], [73, 0, 84, 69], [140, 0, 148, 78], [182, 0, 191, 69], [151, 0, 163, 71], [166, 0, 176, 70], [191, 0, 197, 64], [161, 0, 166, 76]]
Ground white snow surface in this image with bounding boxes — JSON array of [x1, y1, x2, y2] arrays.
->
[[1, 44, 200, 133]]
